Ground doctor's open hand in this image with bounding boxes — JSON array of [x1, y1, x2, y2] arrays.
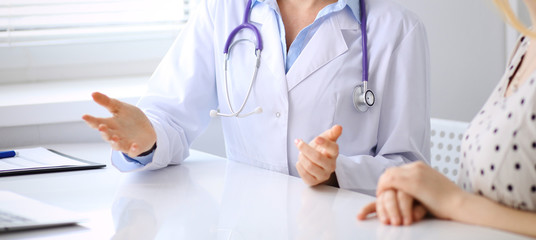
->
[[82, 92, 157, 158], [295, 125, 343, 186]]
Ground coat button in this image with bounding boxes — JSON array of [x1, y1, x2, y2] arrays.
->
[[275, 112, 281, 118]]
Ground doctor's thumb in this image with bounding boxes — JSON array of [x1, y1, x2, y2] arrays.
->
[[321, 125, 342, 141], [331, 125, 343, 139]]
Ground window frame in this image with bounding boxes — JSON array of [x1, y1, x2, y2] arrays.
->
[[0, 0, 194, 84]]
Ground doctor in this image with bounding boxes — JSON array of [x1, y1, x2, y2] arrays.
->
[[83, 0, 430, 194]]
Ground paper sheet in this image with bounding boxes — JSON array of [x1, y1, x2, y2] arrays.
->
[[0, 147, 89, 172]]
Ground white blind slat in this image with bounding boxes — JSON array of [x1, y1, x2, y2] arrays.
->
[[0, 0, 193, 46]]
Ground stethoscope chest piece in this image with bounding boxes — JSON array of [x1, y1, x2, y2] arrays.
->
[[353, 84, 375, 112], [352, 0, 375, 113], [212, 0, 374, 117]]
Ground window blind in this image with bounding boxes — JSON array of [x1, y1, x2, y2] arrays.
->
[[0, 0, 193, 46]]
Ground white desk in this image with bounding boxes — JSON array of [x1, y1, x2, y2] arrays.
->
[[0, 143, 531, 240]]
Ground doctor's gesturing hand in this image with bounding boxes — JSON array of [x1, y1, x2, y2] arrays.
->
[[294, 125, 343, 186], [82, 92, 157, 158]]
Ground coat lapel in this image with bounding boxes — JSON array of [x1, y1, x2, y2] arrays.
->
[[250, 4, 287, 90], [286, 10, 358, 92]]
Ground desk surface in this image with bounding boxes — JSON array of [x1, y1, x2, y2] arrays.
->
[[0, 143, 531, 240]]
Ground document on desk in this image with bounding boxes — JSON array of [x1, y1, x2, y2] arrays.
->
[[0, 147, 105, 176]]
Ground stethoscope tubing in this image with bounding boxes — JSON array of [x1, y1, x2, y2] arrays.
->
[[360, 0, 368, 84], [212, 0, 264, 118], [222, 41, 261, 117], [223, 0, 263, 53], [212, 0, 372, 118]]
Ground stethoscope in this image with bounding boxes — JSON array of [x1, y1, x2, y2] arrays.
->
[[210, 0, 374, 118]]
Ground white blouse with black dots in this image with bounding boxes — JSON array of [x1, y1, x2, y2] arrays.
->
[[457, 36, 536, 212]]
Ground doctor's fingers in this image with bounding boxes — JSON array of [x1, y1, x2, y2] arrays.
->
[[296, 161, 321, 186], [82, 114, 102, 129], [103, 132, 139, 155], [82, 114, 117, 130], [295, 139, 335, 171], [312, 137, 339, 159], [297, 154, 330, 182], [97, 124, 120, 143], [91, 92, 122, 114], [96, 124, 125, 147], [111, 139, 140, 157]]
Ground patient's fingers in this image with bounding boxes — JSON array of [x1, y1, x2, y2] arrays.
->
[[382, 190, 401, 225], [376, 193, 388, 224], [413, 204, 428, 222], [357, 201, 377, 220], [397, 191, 414, 225]]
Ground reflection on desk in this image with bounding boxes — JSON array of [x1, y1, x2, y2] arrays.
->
[[0, 143, 531, 240]]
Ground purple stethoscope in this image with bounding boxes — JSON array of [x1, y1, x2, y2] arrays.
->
[[210, 0, 374, 118]]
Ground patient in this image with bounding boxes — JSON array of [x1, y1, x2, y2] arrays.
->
[[357, 0, 536, 237]]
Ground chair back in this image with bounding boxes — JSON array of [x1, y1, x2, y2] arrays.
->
[[430, 118, 469, 182]]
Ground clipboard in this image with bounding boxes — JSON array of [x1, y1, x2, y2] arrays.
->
[[0, 147, 105, 177]]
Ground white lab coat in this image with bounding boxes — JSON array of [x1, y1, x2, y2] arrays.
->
[[116, 0, 431, 194]]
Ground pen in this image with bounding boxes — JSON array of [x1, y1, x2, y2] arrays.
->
[[0, 151, 16, 159]]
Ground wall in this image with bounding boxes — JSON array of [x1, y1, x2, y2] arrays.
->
[[394, 0, 507, 122]]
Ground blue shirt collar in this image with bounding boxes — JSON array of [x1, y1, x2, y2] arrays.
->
[[251, 0, 360, 23]]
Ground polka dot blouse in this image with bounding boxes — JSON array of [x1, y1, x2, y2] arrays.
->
[[457, 36, 536, 212]]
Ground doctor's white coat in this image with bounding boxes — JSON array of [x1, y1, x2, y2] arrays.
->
[[114, 0, 431, 194]]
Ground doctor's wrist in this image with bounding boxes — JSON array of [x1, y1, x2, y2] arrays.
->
[[137, 143, 157, 157], [323, 172, 339, 188]]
